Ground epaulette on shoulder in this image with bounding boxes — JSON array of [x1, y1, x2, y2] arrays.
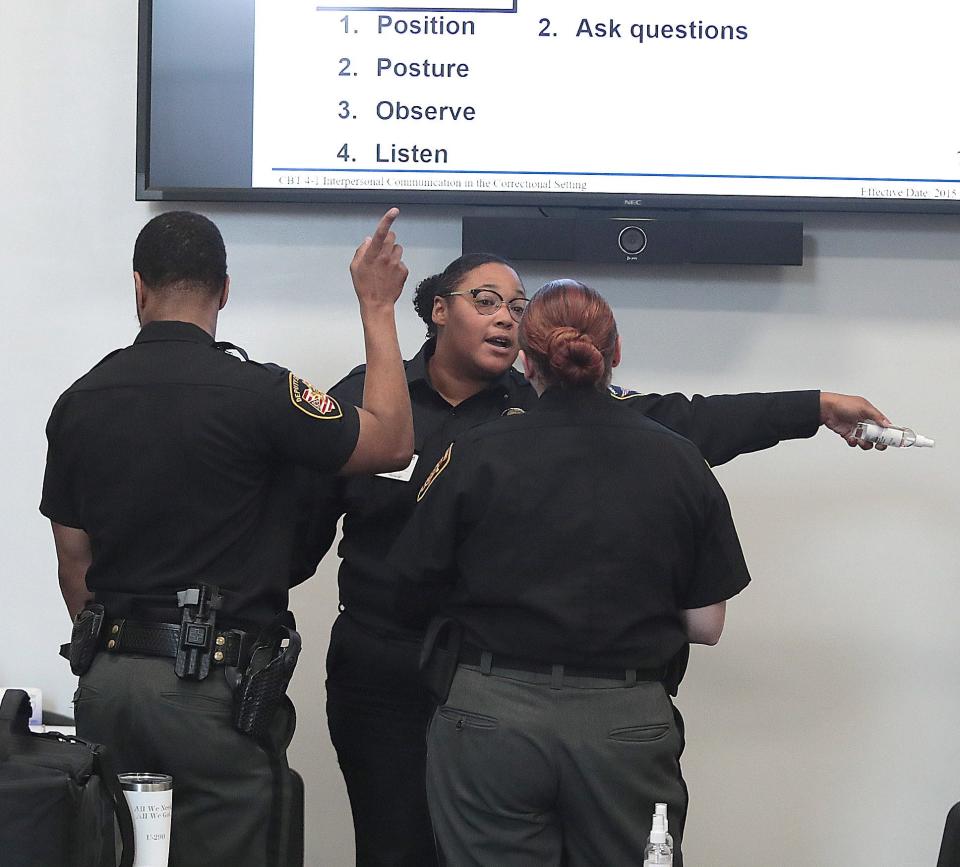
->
[[213, 340, 250, 362], [334, 355, 423, 389], [345, 362, 368, 380], [90, 348, 124, 370], [608, 384, 644, 400], [325, 363, 367, 392]]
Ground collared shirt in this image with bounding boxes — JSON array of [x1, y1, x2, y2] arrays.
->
[[389, 386, 752, 670], [292, 338, 818, 636], [41, 320, 360, 625], [292, 339, 535, 632]]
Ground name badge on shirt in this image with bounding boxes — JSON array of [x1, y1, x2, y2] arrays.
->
[[376, 453, 419, 482]]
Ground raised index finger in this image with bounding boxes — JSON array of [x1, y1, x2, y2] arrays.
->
[[368, 207, 400, 253]]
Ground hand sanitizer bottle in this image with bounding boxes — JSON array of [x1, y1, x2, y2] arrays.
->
[[643, 804, 673, 866], [854, 421, 935, 448]]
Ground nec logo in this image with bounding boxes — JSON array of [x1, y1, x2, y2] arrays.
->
[[623, 199, 644, 205]]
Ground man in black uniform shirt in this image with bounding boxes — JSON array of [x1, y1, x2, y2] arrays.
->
[[292, 253, 890, 866], [40, 209, 414, 867]]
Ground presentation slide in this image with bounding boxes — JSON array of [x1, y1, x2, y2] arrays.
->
[[251, 0, 960, 203]]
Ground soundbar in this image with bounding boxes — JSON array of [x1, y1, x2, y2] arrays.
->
[[461, 216, 804, 265]]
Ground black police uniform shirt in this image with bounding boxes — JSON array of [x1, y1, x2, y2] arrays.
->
[[389, 386, 752, 671], [40, 320, 360, 627], [290, 337, 816, 637]]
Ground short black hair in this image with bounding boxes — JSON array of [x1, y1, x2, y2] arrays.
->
[[133, 211, 227, 296], [412, 252, 517, 338]]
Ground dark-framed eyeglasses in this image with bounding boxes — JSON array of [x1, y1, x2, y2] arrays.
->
[[442, 288, 528, 322]]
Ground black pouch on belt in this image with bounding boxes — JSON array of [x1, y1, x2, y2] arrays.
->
[[62, 603, 105, 676], [418, 617, 463, 705], [232, 622, 301, 742], [175, 584, 222, 681]]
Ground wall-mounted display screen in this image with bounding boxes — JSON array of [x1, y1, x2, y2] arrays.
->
[[138, 0, 960, 213]]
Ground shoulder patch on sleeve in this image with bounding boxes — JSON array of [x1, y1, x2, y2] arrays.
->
[[289, 373, 343, 419], [417, 443, 453, 502], [213, 340, 249, 361], [608, 384, 644, 400]]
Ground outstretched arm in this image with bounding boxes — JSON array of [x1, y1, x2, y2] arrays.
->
[[631, 389, 820, 466], [628, 389, 892, 465]]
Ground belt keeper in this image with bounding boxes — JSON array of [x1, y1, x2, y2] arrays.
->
[[479, 650, 493, 675], [550, 664, 563, 690], [106, 619, 124, 651], [625, 669, 637, 687]]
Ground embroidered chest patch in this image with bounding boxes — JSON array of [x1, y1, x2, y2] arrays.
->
[[417, 443, 453, 502], [289, 373, 343, 419]]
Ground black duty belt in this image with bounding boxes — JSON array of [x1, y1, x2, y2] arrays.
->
[[99, 619, 249, 667], [458, 643, 665, 683]]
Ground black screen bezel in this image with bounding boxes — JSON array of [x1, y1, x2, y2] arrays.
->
[[136, 0, 960, 216]]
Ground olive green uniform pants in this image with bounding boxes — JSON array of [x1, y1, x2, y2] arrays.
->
[[74, 653, 294, 867], [426, 665, 688, 867]]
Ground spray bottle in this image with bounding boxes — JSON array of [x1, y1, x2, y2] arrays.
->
[[643, 803, 673, 866], [854, 421, 935, 448]]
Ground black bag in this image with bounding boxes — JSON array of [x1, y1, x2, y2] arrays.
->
[[0, 689, 134, 867]]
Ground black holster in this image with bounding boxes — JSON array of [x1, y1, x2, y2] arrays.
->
[[418, 617, 463, 705], [63, 603, 105, 676], [232, 623, 301, 743], [664, 645, 690, 697]]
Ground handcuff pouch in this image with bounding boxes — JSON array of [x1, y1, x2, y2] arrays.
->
[[67, 603, 105, 676]]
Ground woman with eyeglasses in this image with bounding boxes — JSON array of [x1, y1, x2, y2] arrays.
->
[[390, 279, 751, 866], [293, 252, 887, 867]]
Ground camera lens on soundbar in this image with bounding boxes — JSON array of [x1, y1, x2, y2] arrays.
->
[[618, 226, 647, 255]]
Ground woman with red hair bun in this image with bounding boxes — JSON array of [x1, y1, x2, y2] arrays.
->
[[391, 279, 753, 867], [518, 278, 620, 391]]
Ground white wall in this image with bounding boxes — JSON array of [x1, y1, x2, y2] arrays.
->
[[3, 5, 958, 865]]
